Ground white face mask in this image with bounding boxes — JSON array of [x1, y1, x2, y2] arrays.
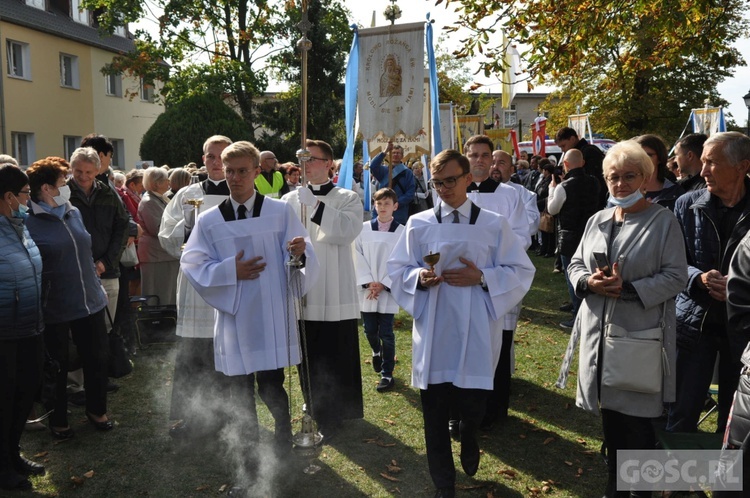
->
[[53, 185, 71, 206]]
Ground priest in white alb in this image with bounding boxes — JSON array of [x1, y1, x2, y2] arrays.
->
[[387, 149, 535, 498], [181, 141, 319, 449]]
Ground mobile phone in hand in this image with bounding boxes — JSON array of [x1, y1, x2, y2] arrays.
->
[[593, 251, 611, 277]]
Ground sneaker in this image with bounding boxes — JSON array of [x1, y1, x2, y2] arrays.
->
[[552, 268, 562, 274], [558, 302, 574, 312], [376, 376, 394, 392], [559, 318, 575, 329], [372, 353, 382, 373]]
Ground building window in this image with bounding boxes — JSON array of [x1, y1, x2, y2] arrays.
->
[[110, 139, 125, 168], [6, 40, 31, 80], [114, 25, 126, 37], [11, 132, 35, 168], [63, 136, 81, 160], [70, 0, 89, 24], [504, 105, 517, 128], [60, 53, 79, 89], [25, 0, 45, 9], [140, 79, 154, 103], [105, 73, 122, 97], [540, 111, 550, 119]]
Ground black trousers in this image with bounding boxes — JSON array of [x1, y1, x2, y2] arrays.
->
[[44, 309, 109, 427], [0, 334, 43, 471], [247, 368, 291, 441], [601, 408, 656, 475], [421, 383, 487, 489], [298, 319, 364, 431], [484, 329, 514, 421]]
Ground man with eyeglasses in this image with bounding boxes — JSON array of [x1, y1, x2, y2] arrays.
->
[[546, 148, 600, 329], [182, 141, 318, 458], [255, 150, 289, 199], [281, 139, 364, 443], [159, 135, 234, 439], [388, 149, 534, 498]]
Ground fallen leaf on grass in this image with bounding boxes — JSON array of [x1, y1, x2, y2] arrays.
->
[[576, 468, 584, 476], [380, 472, 400, 482], [519, 434, 527, 439], [576, 438, 587, 445], [34, 451, 48, 458], [456, 484, 485, 490], [219, 484, 229, 492], [383, 418, 396, 426], [386, 464, 401, 473], [377, 441, 396, 447], [543, 437, 555, 445], [195, 484, 210, 491], [391, 487, 402, 494], [497, 469, 517, 479], [542, 480, 557, 486], [83, 470, 94, 478], [70, 476, 85, 486], [391, 459, 398, 466], [564, 461, 573, 466]]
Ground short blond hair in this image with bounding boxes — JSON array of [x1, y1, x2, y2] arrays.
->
[[221, 141, 261, 169], [603, 140, 654, 180]]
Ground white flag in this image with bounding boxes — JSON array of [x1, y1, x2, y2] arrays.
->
[[358, 22, 425, 141]]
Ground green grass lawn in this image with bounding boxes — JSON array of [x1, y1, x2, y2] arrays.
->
[[15, 253, 717, 497]]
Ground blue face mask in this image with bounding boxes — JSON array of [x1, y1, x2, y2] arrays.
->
[[609, 189, 643, 209], [10, 194, 28, 219]]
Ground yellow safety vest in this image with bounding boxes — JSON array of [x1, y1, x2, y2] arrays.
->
[[254, 171, 284, 198]]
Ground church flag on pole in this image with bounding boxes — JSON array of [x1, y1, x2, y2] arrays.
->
[[508, 129, 521, 158], [357, 22, 425, 141], [691, 107, 726, 136], [568, 114, 593, 142], [532, 117, 547, 156]]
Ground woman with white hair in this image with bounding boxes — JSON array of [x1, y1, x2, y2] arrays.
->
[[137, 167, 179, 305], [556, 140, 688, 497]]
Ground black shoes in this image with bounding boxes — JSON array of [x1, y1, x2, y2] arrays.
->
[[448, 419, 460, 441], [86, 413, 114, 431], [14, 455, 45, 476], [459, 428, 480, 476], [0, 470, 31, 491], [434, 486, 455, 498], [106, 381, 120, 393], [559, 318, 575, 329], [559, 302, 574, 312], [376, 377, 394, 392], [50, 426, 74, 440], [371, 353, 382, 373]]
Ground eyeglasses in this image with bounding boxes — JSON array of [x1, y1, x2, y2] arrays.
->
[[17, 190, 30, 195], [605, 172, 642, 184], [307, 156, 329, 163], [224, 167, 254, 178], [428, 173, 468, 190]]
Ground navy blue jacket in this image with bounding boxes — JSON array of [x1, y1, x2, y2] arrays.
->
[[0, 215, 43, 340], [674, 181, 750, 348], [25, 202, 108, 324]]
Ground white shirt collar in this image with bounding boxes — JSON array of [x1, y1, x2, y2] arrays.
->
[[229, 191, 256, 217], [440, 198, 472, 222]]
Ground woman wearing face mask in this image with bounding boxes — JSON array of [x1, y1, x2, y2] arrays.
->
[[0, 164, 46, 491], [556, 141, 688, 498], [24, 157, 113, 440]]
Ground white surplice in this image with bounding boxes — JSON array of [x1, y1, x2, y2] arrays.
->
[[387, 206, 535, 390], [468, 182, 530, 248], [355, 222, 405, 314], [281, 184, 363, 321], [159, 183, 226, 338], [180, 197, 319, 375]]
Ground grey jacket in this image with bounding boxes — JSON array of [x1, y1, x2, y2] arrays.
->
[[568, 204, 688, 418]]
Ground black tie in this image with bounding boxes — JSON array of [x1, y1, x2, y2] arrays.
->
[[452, 210, 460, 224], [237, 204, 247, 220]]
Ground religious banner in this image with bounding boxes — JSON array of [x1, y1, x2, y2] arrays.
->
[[439, 103, 454, 151], [457, 115, 484, 151], [485, 128, 512, 153], [532, 117, 547, 156], [691, 107, 726, 136], [568, 113, 593, 141], [358, 22, 425, 141], [508, 129, 521, 158]]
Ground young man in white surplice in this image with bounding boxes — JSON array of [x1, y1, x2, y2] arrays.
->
[[387, 149, 535, 498], [181, 141, 319, 451]]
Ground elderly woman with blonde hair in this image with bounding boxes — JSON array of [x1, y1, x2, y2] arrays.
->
[[137, 167, 179, 305], [556, 140, 688, 497]]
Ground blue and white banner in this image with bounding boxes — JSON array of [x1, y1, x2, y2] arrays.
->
[[358, 22, 425, 141], [691, 107, 726, 136]]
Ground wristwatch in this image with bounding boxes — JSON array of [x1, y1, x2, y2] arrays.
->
[[479, 271, 488, 290]]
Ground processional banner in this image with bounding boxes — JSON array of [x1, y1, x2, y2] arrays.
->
[[358, 22, 425, 141]]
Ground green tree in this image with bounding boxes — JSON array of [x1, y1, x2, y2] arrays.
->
[[255, 0, 353, 160], [440, 0, 749, 140], [85, 0, 284, 133], [139, 93, 250, 166]]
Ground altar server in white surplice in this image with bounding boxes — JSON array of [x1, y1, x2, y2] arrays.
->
[[182, 141, 319, 449], [281, 139, 363, 442], [387, 150, 535, 498], [158, 135, 234, 439]]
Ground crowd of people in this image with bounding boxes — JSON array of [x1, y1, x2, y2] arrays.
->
[[2, 127, 750, 498]]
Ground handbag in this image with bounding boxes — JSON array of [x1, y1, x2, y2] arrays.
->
[[133, 295, 177, 347], [105, 307, 133, 378], [601, 305, 668, 394], [539, 209, 555, 233], [599, 207, 670, 394], [120, 241, 138, 268]]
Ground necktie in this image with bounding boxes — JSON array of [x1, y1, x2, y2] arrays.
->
[[237, 204, 247, 220], [452, 210, 460, 224]]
